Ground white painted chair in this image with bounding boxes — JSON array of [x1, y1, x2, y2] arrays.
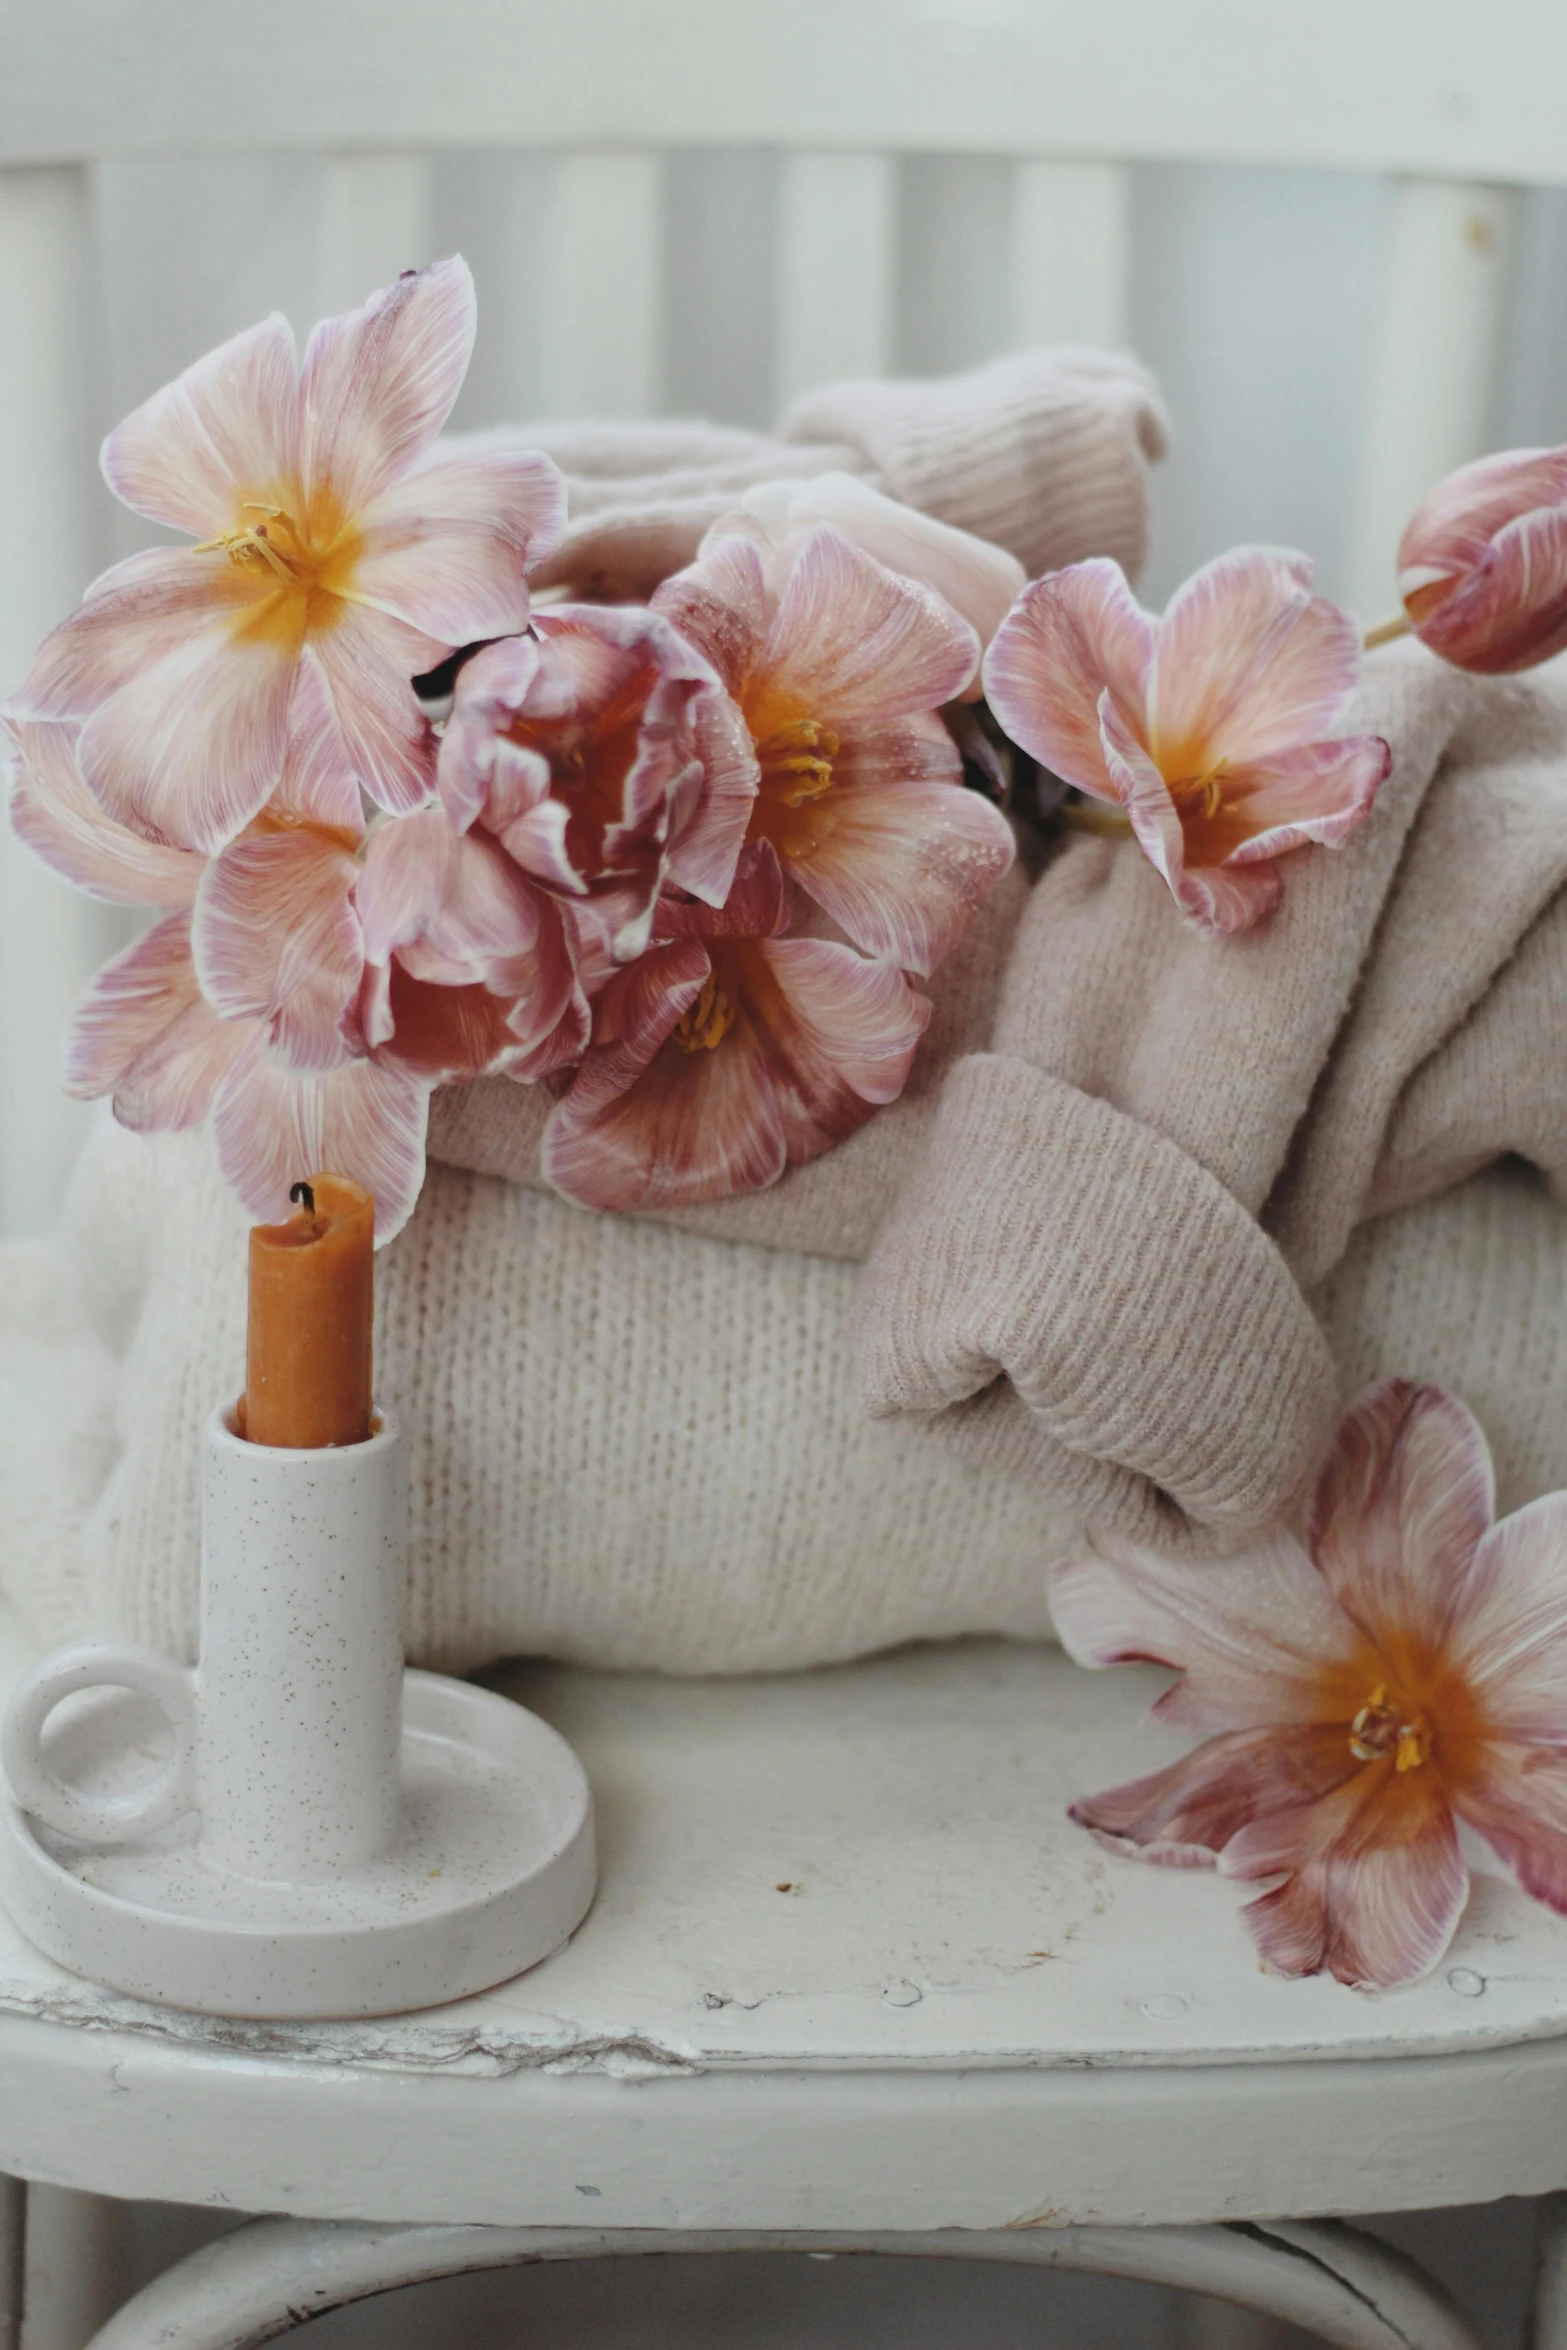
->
[[0, 4, 1563, 2341]]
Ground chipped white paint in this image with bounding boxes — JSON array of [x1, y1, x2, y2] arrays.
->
[[0, 1423, 595, 2019], [0, 1620, 1560, 2228]]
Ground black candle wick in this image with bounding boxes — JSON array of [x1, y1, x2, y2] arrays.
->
[[289, 1180, 316, 1216]]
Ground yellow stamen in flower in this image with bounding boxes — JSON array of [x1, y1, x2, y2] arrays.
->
[[1349, 1684, 1430, 1771], [758, 718, 840, 808], [194, 504, 307, 584], [1168, 761, 1229, 822], [673, 972, 735, 1054]]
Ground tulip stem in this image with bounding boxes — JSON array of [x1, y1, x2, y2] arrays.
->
[[1363, 610, 1413, 650], [1059, 802, 1134, 839]]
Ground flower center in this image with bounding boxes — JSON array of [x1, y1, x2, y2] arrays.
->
[[673, 971, 735, 1054], [1167, 760, 1229, 822], [757, 717, 840, 808], [194, 503, 312, 586], [1349, 1684, 1431, 1773]]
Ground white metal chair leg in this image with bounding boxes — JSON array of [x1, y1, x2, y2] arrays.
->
[[85, 2216, 1486, 2350]]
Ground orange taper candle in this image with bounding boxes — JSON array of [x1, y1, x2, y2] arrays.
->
[[242, 1173, 375, 1449]]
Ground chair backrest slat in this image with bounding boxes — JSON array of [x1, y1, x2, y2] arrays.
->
[[1010, 160, 1131, 350], [547, 150, 666, 419], [318, 153, 435, 321], [777, 151, 896, 408]]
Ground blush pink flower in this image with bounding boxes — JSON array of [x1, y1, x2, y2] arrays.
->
[[654, 523, 1014, 978], [6, 259, 565, 853], [1396, 445, 1567, 673], [542, 843, 931, 1212], [436, 604, 756, 964], [1052, 1381, 1567, 1990], [984, 550, 1392, 935]]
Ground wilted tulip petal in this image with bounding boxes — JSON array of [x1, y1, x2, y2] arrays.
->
[[1397, 445, 1567, 673], [986, 547, 1391, 936], [1055, 1379, 1567, 1990]]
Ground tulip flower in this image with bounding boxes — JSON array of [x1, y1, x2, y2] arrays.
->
[[437, 603, 756, 964], [7, 259, 565, 853], [654, 523, 1015, 977], [542, 842, 930, 1212], [1394, 445, 1567, 673], [984, 549, 1392, 935], [1052, 1381, 1567, 1990]]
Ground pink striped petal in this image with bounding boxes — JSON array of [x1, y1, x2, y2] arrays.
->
[[355, 804, 460, 979], [1307, 1380, 1494, 1666], [775, 732, 1015, 975], [653, 534, 769, 697], [665, 685, 759, 908], [101, 313, 300, 539], [1215, 734, 1392, 867], [1444, 1492, 1567, 1744], [6, 721, 199, 905], [65, 912, 248, 1127], [982, 559, 1155, 802], [1049, 1532, 1363, 1735], [272, 656, 367, 836], [7, 546, 255, 724], [1072, 1723, 1358, 1868], [298, 259, 475, 515], [759, 937, 931, 1157], [78, 616, 298, 854], [193, 826, 364, 1072], [436, 634, 546, 834], [1450, 1739, 1567, 1917], [311, 601, 440, 816], [1221, 1763, 1467, 1989], [1408, 505, 1567, 675], [1153, 548, 1336, 775], [351, 447, 565, 644], [759, 527, 979, 724], [1399, 444, 1567, 587], [1099, 694, 1283, 934], [213, 1034, 430, 1243]]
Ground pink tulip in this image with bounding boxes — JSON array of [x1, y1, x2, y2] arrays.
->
[[654, 524, 1015, 978], [437, 604, 756, 964], [542, 843, 930, 1212], [6, 260, 564, 853], [984, 549, 1392, 935], [1053, 1381, 1567, 1990], [1396, 445, 1567, 673]]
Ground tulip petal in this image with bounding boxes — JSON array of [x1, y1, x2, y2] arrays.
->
[[194, 826, 364, 1072], [101, 313, 300, 539], [981, 559, 1156, 801], [543, 940, 790, 1211], [1444, 1492, 1567, 1744], [1209, 735, 1392, 868], [1308, 1380, 1494, 1665], [6, 721, 199, 905], [65, 911, 249, 1127], [664, 684, 758, 908], [653, 533, 769, 696], [778, 722, 1015, 975], [371, 969, 543, 1082], [273, 655, 368, 836], [1153, 548, 1351, 776], [355, 804, 460, 976], [1399, 444, 1567, 586], [311, 601, 439, 815], [758, 937, 932, 1158], [1450, 1738, 1567, 1917], [1049, 1531, 1366, 1735], [1099, 692, 1283, 934], [299, 258, 475, 515], [1410, 505, 1567, 675], [755, 527, 979, 728], [351, 447, 565, 644], [213, 1033, 430, 1242], [8, 546, 259, 725], [1222, 1761, 1467, 1989], [1072, 1723, 1358, 1867]]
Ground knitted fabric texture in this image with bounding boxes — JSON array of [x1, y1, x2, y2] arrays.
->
[[4, 1120, 1566, 1676], [854, 643, 1567, 1550]]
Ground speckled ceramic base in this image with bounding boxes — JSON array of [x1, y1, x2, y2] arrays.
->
[[0, 1671, 596, 2018]]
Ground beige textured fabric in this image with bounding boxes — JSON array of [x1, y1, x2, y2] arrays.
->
[[854, 643, 1567, 1549], [461, 348, 1168, 603], [5, 1118, 1567, 1676]]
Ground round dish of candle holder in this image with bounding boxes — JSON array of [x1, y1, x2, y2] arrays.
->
[[0, 1669, 596, 2018]]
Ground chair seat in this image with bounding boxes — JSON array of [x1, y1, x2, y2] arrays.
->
[[0, 1612, 1564, 2233]]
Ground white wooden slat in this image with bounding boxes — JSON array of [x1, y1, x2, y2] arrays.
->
[[776, 151, 895, 406], [544, 151, 665, 419], [9, 2, 1567, 186], [0, 166, 120, 1241], [316, 152, 435, 318], [1345, 177, 1523, 621], [1010, 159, 1130, 349]]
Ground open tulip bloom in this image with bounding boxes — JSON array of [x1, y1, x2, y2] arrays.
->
[[1052, 1382, 1567, 1991], [2, 265, 1020, 1234], [983, 548, 1392, 934]]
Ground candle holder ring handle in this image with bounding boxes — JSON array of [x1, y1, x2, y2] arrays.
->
[[3, 1644, 197, 1845]]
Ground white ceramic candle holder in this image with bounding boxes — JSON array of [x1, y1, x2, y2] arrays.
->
[[0, 1407, 595, 2019]]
